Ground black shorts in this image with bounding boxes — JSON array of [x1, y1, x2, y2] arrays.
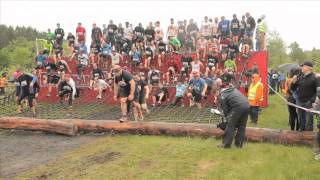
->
[[15, 86, 21, 97], [192, 90, 202, 102], [68, 41, 75, 47], [48, 74, 60, 84], [134, 93, 145, 104], [118, 89, 130, 98], [18, 91, 35, 107]]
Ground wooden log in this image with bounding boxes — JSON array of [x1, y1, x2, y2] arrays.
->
[[64, 119, 317, 146], [0, 117, 317, 145], [0, 117, 78, 136]]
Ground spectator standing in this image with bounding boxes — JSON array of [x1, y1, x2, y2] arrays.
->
[[248, 74, 264, 126], [54, 23, 65, 46]]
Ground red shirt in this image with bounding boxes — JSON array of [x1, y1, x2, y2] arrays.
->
[[167, 54, 182, 72], [76, 26, 86, 37]]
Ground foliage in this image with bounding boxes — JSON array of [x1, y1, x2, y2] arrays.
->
[[288, 42, 306, 64], [267, 31, 291, 68]]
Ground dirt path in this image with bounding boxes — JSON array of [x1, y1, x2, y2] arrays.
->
[[0, 130, 99, 179]]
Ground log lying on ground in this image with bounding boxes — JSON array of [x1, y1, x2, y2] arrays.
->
[[0, 117, 78, 136], [0, 117, 316, 145], [64, 119, 316, 146]]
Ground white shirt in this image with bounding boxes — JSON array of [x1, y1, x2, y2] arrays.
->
[[111, 53, 121, 64], [123, 27, 133, 40]]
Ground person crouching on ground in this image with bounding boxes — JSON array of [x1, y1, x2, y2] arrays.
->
[[248, 73, 264, 126], [215, 72, 250, 148], [113, 65, 135, 122]]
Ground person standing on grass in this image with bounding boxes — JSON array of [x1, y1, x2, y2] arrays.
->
[[113, 65, 135, 122], [215, 72, 250, 148], [248, 73, 264, 126]]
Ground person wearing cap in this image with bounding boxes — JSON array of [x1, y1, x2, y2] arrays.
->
[[291, 60, 320, 131], [113, 65, 135, 122], [187, 71, 207, 109], [214, 72, 250, 148], [248, 73, 263, 126], [55, 23, 65, 46]]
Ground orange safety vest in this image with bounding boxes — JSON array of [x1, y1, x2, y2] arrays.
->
[[248, 82, 263, 102], [0, 77, 7, 87]]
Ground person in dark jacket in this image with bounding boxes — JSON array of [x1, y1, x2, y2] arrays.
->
[[215, 72, 250, 148], [291, 60, 320, 131]]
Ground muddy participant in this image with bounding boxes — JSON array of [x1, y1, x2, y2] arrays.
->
[[113, 65, 135, 122]]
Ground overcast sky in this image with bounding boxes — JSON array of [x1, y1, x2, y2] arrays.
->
[[1, 0, 320, 50]]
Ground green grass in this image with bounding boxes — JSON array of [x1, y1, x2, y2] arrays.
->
[[256, 95, 289, 129], [16, 135, 320, 180]]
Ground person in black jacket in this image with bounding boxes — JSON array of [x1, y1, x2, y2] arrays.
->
[[215, 72, 250, 148], [291, 60, 320, 131]]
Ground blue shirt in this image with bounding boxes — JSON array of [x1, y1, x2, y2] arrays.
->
[[101, 44, 112, 55], [189, 78, 206, 94], [80, 44, 88, 54], [176, 84, 187, 97], [132, 51, 141, 62], [219, 20, 230, 33], [36, 54, 47, 66]]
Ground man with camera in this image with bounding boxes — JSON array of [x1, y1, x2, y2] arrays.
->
[[215, 72, 250, 148], [291, 60, 320, 131]]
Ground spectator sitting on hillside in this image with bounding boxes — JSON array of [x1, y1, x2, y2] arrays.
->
[[0, 72, 8, 95]]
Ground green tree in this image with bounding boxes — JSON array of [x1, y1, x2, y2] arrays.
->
[[288, 42, 306, 64], [267, 31, 290, 68]]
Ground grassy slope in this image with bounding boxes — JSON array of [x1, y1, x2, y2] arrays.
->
[[17, 135, 319, 180], [255, 95, 289, 129]]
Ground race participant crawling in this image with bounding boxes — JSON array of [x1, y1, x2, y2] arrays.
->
[[187, 71, 207, 109], [77, 49, 89, 79], [16, 70, 40, 116], [44, 61, 59, 97], [89, 41, 101, 65], [89, 63, 105, 89], [55, 23, 65, 46], [180, 51, 193, 78], [53, 41, 63, 63], [205, 50, 219, 77], [156, 38, 167, 68], [58, 74, 76, 106], [148, 66, 161, 88], [57, 59, 72, 74], [196, 36, 208, 61], [113, 65, 136, 122], [144, 22, 155, 44], [230, 14, 240, 43], [35, 50, 47, 70], [67, 32, 76, 53], [152, 83, 169, 106], [200, 16, 212, 40], [76, 22, 86, 43], [133, 23, 145, 47], [167, 18, 178, 41], [165, 52, 181, 85], [133, 73, 150, 121], [131, 45, 142, 67], [13, 70, 23, 101], [144, 43, 155, 69], [172, 78, 188, 107], [154, 21, 164, 41], [107, 20, 118, 46]]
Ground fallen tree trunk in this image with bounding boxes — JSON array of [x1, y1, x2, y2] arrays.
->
[[64, 119, 316, 146], [0, 117, 316, 145], [0, 117, 78, 136]]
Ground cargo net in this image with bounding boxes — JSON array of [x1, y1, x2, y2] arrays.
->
[[1, 85, 220, 124]]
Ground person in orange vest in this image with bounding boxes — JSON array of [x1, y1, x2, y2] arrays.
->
[[248, 73, 264, 126], [0, 72, 8, 95]]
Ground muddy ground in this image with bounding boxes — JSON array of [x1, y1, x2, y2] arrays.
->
[[0, 130, 100, 179]]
